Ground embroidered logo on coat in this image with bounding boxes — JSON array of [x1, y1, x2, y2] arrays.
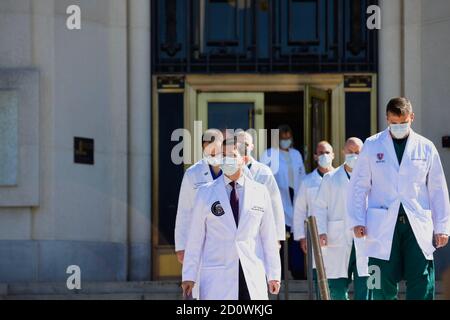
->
[[211, 201, 225, 217], [377, 153, 384, 161]]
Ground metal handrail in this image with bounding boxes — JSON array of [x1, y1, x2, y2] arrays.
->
[[305, 215, 330, 300]]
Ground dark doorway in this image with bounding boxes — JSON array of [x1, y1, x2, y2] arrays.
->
[[264, 92, 304, 158]]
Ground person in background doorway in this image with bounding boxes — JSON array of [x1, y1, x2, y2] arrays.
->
[[260, 124, 306, 280]]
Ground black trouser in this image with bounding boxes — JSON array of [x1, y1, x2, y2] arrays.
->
[[280, 226, 306, 280], [280, 187, 306, 280], [238, 261, 251, 300]]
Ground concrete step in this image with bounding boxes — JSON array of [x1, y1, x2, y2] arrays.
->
[[1, 293, 184, 300], [0, 280, 446, 300], [4, 281, 182, 295]]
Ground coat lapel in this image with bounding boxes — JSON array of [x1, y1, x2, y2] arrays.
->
[[201, 159, 214, 182], [237, 177, 251, 234], [337, 165, 349, 185], [381, 128, 400, 171], [399, 130, 418, 171]]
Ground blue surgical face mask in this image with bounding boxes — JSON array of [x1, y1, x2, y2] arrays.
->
[[318, 154, 333, 169], [345, 154, 358, 169], [280, 139, 292, 150], [390, 123, 411, 139]]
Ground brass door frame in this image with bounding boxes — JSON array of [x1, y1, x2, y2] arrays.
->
[[185, 74, 346, 165], [151, 73, 378, 280]]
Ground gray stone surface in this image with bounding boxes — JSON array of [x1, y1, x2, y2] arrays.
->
[[0, 68, 39, 206], [0, 240, 127, 282], [0, 90, 18, 185], [128, 242, 151, 281]]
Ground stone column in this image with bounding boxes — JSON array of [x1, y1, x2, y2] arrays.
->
[[379, 0, 422, 130], [378, 0, 402, 129], [127, 0, 152, 281], [403, 0, 422, 132]]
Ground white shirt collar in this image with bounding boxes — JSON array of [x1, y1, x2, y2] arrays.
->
[[224, 174, 245, 187]]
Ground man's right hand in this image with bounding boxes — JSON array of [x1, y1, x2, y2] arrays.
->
[[300, 238, 307, 254], [319, 234, 328, 247], [354, 226, 367, 238], [176, 250, 185, 264], [181, 281, 195, 298]]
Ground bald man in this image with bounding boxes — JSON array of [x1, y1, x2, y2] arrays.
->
[[313, 138, 371, 300], [293, 141, 335, 252]]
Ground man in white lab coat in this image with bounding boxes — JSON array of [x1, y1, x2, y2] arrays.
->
[[260, 124, 306, 279], [181, 138, 281, 300], [175, 129, 224, 264], [314, 137, 370, 300], [348, 97, 450, 300], [236, 131, 286, 242], [293, 141, 336, 253]]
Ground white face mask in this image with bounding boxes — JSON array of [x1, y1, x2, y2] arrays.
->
[[390, 123, 411, 139], [280, 139, 292, 150], [204, 154, 223, 167], [318, 154, 333, 169], [220, 156, 241, 176], [345, 154, 358, 169]]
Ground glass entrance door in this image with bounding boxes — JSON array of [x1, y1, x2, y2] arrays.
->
[[304, 86, 331, 171], [197, 92, 265, 156]]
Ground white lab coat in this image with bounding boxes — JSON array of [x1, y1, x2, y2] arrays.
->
[[260, 148, 306, 227], [182, 175, 281, 300], [247, 157, 286, 240], [293, 169, 327, 241], [347, 128, 450, 261], [175, 159, 216, 252], [314, 165, 369, 278]]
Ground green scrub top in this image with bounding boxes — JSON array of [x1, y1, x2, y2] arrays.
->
[[393, 136, 408, 216]]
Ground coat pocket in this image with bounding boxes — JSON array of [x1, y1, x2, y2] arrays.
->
[[327, 220, 345, 247], [366, 208, 388, 239]]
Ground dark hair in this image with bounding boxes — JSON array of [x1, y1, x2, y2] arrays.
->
[[386, 97, 413, 116], [278, 124, 293, 135]]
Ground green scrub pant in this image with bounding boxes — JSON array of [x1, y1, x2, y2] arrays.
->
[[369, 214, 435, 300], [314, 243, 371, 300]]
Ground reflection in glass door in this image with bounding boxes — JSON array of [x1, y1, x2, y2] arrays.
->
[[208, 102, 255, 130]]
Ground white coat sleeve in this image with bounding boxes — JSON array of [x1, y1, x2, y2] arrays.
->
[[182, 191, 207, 282], [260, 189, 282, 282], [427, 145, 450, 235], [174, 171, 195, 251], [298, 154, 307, 182], [265, 171, 286, 240], [259, 149, 271, 167], [347, 143, 372, 229], [313, 174, 331, 235], [293, 181, 308, 240]]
